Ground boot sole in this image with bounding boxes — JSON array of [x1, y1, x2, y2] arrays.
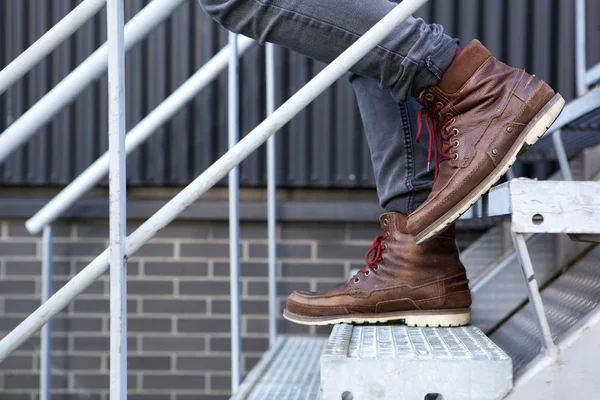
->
[[283, 308, 471, 327], [414, 93, 565, 245]]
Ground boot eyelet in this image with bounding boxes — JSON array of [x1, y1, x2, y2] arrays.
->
[[425, 93, 434, 101], [453, 140, 460, 147], [383, 219, 389, 226], [373, 266, 379, 271], [451, 117, 456, 124], [354, 278, 360, 283], [365, 270, 370, 276], [452, 128, 459, 136], [453, 153, 459, 160], [436, 102, 444, 108]]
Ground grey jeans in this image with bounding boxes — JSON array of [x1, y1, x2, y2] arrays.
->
[[197, 0, 457, 213]]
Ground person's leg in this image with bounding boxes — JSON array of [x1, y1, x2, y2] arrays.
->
[[197, 0, 457, 101], [349, 73, 433, 214]]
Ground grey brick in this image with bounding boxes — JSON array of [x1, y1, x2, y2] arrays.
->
[[212, 300, 267, 315], [128, 355, 171, 371], [177, 355, 230, 371], [281, 222, 345, 240], [143, 374, 206, 390], [53, 355, 102, 370], [281, 262, 344, 278], [127, 280, 173, 295], [5, 373, 66, 389], [55, 279, 104, 294], [179, 281, 229, 296], [53, 242, 106, 257], [210, 337, 268, 353], [48, 395, 102, 400], [52, 316, 104, 332], [156, 223, 210, 239], [0, 355, 33, 370], [143, 337, 204, 352], [0, 280, 36, 294], [0, 394, 29, 400], [177, 317, 230, 333], [246, 280, 310, 296], [210, 374, 231, 391], [76, 223, 108, 238], [145, 261, 208, 276], [73, 336, 137, 351], [0, 242, 37, 256], [244, 355, 261, 373], [6, 261, 70, 275], [317, 243, 366, 260], [73, 299, 137, 314], [5, 298, 41, 314], [214, 262, 267, 278], [143, 299, 206, 314], [134, 242, 174, 258], [73, 373, 136, 389], [8, 222, 71, 238], [128, 317, 172, 333], [248, 243, 311, 259], [348, 224, 382, 240], [213, 222, 267, 239], [180, 243, 232, 258]]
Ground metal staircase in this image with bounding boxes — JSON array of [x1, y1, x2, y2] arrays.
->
[[0, 0, 599, 399]]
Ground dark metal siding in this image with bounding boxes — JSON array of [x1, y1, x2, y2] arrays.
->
[[0, 0, 598, 188]]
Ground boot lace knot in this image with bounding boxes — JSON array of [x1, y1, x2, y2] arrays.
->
[[416, 105, 459, 182], [352, 234, 388, 283]]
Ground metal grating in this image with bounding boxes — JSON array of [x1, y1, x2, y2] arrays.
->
[[490, 244, 600, 377], [336, 325, 510, 361], [231, 336, 327, 400]]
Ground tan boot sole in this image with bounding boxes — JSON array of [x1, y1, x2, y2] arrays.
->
[[283, 308, 471, 327], [414, 93, 566, 245]]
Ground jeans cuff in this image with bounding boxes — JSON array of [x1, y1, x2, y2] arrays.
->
[[410, 39, 459, 98], [383, 190, 431, 215]]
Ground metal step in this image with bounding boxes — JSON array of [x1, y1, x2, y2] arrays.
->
[[490, 244, 600, 378], [231, 336, 327, 400], [321, 324, 512, 400]]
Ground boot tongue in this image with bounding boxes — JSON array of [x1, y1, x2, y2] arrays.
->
[[436, 39, 492, 94], [379, 212, 410, 234]]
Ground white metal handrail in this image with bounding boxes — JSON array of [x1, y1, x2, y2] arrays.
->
[[0, 0, 187, 166], [25, 36, 256, 235], [0, 2, 428, 395], [0, 0, 106, 95]]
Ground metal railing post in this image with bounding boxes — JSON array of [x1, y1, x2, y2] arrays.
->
[[40, 225, 54, 400], [0, 0, 106, 95], [107, 0, 128, 398], [266, 43, 278, 348], [0, 0, 429, 362], [228, 32, 242, 393], [552, 130, 574, 181], [575, 0, 587, 97]]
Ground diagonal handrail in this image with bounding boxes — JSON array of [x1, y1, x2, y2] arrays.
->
[[25, 36, 256, 235], [0, 0, 430, 362], [0, 0, 187, 166], [0, 0, 106, 95]]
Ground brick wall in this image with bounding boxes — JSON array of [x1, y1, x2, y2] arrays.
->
[[0, 218, 395, 400]]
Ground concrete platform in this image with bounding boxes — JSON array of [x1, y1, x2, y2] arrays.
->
[[321, 325, 512, 400]]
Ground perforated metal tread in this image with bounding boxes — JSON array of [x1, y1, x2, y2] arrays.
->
[[321, 325, 512, 400], [490, 244, 600, 377], [231, 336, 327, 400]]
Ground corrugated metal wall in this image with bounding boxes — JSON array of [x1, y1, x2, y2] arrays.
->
[[0, 0, 598, 188]]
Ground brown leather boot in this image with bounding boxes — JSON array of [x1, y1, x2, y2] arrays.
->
[[283, 212, 471, 326], [406, 40, 564, 244]]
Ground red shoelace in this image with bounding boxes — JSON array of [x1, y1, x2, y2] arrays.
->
[[352, 234, 388, 282], [416, 105, 459, 182]]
